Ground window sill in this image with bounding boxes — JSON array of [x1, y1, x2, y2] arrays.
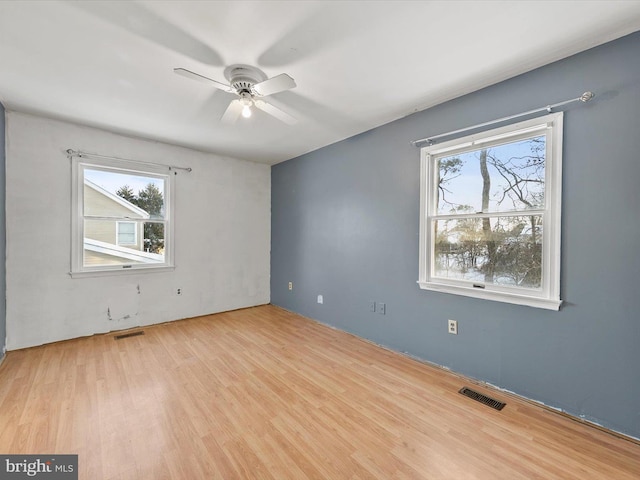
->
[[70, 265, 175, 279], [417, 281, 562, 311]]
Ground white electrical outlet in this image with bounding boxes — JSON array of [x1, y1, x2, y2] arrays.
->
[[317, 295, 323, 304], [288, 282, 293, 291], [448, 319, 458, 335]]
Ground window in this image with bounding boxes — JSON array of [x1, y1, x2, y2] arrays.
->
[[418, 113, 563, 310], [116, 221, 137, 246], [71, 156, 174, 276]]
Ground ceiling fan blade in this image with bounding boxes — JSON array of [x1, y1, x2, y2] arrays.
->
[[254, 100, 297, 125], [253, 73, 296, 96], [221, 99, 243, 124], [174, 68, 235, 93]]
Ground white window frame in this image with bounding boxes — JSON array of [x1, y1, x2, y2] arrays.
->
[[71, 156, 175, 278], [418, 112, 563, 310], [116, 221, 137, 246]]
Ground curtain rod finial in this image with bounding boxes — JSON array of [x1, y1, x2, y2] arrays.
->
[[580, 91, 595, 102]]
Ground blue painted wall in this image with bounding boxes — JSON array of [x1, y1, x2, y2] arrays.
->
[[271, 32, 640, 439], [0, 102, 5, 360]]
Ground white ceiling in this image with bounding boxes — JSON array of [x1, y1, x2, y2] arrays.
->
[[1, 1, 639, 165]]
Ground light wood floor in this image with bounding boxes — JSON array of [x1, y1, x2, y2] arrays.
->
[[0, 305, 638, 479]]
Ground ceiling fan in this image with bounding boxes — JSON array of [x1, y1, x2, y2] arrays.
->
[[174, 65, 297, 125]]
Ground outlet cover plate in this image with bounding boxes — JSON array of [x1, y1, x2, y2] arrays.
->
[[448, 319, 458, 335]]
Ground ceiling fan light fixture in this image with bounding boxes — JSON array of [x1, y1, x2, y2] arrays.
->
[[241, 104, 252, 118]]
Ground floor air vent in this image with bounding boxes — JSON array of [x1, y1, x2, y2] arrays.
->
[[114, 331, 144, 340], [459, 386, 506, 411]]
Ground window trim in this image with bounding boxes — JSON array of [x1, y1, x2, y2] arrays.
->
[[71, 156, 175, 278], [418, 112, 563, 310]]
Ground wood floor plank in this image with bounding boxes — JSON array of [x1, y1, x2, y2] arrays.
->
[[0, 304, 638, 479]]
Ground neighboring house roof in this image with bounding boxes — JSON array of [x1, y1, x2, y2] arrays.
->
[[84, 238, 163, 263], [84, 178, 150, 218]]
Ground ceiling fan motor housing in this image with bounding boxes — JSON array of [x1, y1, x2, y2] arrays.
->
[[226, 66, 266, 96]]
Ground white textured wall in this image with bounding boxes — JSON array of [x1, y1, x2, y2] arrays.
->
[[5, 111, 270, 350]]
